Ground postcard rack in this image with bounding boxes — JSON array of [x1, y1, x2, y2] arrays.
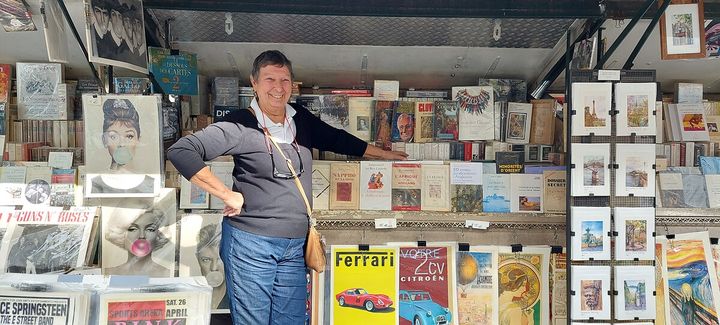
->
[[567, 67, 658, 323]]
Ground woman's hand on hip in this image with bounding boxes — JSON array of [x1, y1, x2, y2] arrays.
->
[[223, 191, 245, 216]]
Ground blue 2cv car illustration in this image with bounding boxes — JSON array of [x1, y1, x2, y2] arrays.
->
[[399, 290, 452, 325]]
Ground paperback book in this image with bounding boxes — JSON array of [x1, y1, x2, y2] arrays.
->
[[348, 97, 374, 141], [510, 174, 543, 213], [392, 162, 422, 211], [359, 161, 392, 211], [373, 101, 396, 150], [420, 163, 450, 211], [312, 161, 332, 211], [391, 101, 416, 142], [450, 162, 483, 212], [542, 170, 566, 214], [414, 101, 434, 143], [495, 151, 524, 174], [505, 102, 533, 144], [329, 162, 360, 210], [482, 174, 510, 213], [433, 100, 459, 141], [453, 86, 495, 141]]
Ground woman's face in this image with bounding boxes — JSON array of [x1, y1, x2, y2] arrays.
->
[[125, 212, 161, 249], [104, 121, 139, 166], [251, 64, 292, 115]]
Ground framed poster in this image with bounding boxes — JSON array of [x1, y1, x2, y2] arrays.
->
[[85, 0, 147, 73], [659, 0, 707, 59]]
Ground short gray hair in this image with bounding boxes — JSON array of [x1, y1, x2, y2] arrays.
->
[[251, 50, 294, 82]]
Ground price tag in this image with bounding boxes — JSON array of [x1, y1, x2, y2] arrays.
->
[[374, 218, 397, 229], [597, 70, 620, 81], [465, 220, 490, 230]]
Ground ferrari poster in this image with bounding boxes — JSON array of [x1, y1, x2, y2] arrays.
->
[[397, 244, 457, 325], [331, 245, 399, 325]]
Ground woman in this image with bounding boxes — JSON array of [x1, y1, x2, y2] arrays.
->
[[90, 98, 154, 194], [104, 209, 172, 276], [196, 223, 228, 309], [167, 50, 406, 324]]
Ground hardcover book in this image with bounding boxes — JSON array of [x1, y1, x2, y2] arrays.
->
[[311, 160, 332, 211], [391, 101, 416, 142], [570, 143, 611, 196], [571, 207, 611, 261], [542, 170, 566, 214], [571, 82, 612, 136], [570, 266, 611, 320], [348, 97, 374, 141], [614, 207, 655, 261], [414, 101, 434, 143], [482, 174, 510, 213], [529, 99, 556, 145], [113, 77, 151, 94], [359, 161, 392, 211], [453, 86, 494, 141], [433, 100, 459, 141], [391, 162, 422, 211], [372, 100, 396, 150], [420, 163, 450, 211], [329, 162, 360, 210], [495, 151, 524, 174], [505, 102, 533, 144], [615, 82, 657, 136], [669, 103, 711, 142], [615, 144, 656, 197]]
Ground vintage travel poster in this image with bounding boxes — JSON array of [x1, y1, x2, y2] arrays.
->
[[659, 232, 720, 325], [456, 246, 497, 325], [497, 246, 550, 325], [393, 244, 456, 325], [331, 245, 399, 325], [656, 241, 669, 324]]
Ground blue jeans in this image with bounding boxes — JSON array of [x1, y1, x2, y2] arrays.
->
[[220, 219, 307, 325]]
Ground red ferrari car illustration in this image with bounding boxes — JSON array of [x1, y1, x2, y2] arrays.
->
[[335, 288, 393, 311]]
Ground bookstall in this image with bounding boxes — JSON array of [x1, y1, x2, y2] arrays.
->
[[0, 0, 719, 324]]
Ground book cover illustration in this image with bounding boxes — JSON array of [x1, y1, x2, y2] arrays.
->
[[497, 246, 550, 325], [391, 162, 421, 211], [510, 174, 542, 213], [571, 266, 611, 320], [373, 101, 396, 150], [433, 100, 459, 141], [178, 213, 229, 311], [450, 162, 483, 213], [615, 82, 657, 136], [614, 266, 656, 320], [571, 82, 612, 136], [348, 97, 374, 141], [615, 144, 656, 197], [482, 174, 510, 213], [331, 245, 399, 325], [330, 162, 360, 210], [148, 47, 198, 95], [571, 207, 611, 261], [453, 86, 494, 141], [317, 95, 350, 131], [397, 245, 456, 325], [614, 207, 655, 261], [100, 188, 177, 277], [658, 232, 720, 325], [505, 102, 533, 144], [414, 102, 434, 143], [571, 143, 610, 197], [456, 246, 497, 325], [0, 208, 95, 273], [113, 77, 151, 94], [359, 161, 392, 211], [673, 103, 711, 142], [391, 101, 416, 142]]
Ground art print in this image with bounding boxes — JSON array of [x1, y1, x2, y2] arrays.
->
[[101, 188, 176, 277], [659, 232, 720, 325], [507, 112, 526, 139], [571, 83, 612, 136], [497, 247, 549, 325], [571, 266, 611, 320], [571, 207, 611, 261], [656, 242, 669, 324], [83, 95, 162, 198], [583, 156, 604, 186], [615, 83, 657, 136], [178, 213, 228, 311], [660, 1, 707, 59], [456, 246, 497, 325], [616, 144, 656, 197], [85, 0, 147, 73], [615, 265, 656, 320], [571, 143, 610, 196]]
